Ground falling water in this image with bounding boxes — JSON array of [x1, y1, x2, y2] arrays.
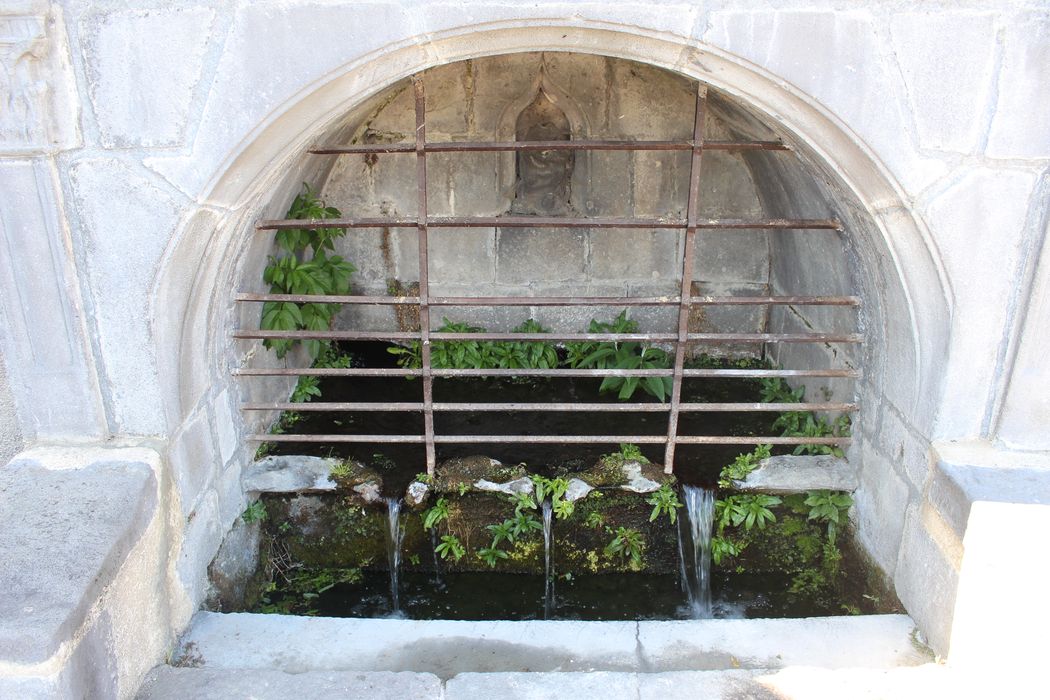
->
[[385, 497, 404, 615], [542, 500, 554, 619], [682, 485, 715, 618], [429, 528, 444, 588]]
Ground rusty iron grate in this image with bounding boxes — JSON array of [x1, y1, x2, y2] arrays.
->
[[234, 78, 860, 476]]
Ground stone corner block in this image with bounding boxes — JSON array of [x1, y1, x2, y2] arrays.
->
[[0, 446, 158, 666]]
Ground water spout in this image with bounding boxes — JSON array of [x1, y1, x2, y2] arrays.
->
[[682, 485, 715, 618], [542, 499, 554, 619], [385, 497, 404, 615], [429, 528, 444, 588]]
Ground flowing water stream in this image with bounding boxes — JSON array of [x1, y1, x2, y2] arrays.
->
[[542, 500, 554, 619], [385, 497, 404, 615], [682, 485, 715, 618]]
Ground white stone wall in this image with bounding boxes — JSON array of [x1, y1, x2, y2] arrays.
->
[[0, 0, 1045, 684]]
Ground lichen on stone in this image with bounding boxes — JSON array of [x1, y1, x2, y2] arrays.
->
[[433, 455, 527, 494]]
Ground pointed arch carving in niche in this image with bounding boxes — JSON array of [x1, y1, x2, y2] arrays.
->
[[511, 90, 573, 214]]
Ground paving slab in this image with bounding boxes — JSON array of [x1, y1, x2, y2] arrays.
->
[[0, 454, 156, 665], [136, 666, 442, 699]]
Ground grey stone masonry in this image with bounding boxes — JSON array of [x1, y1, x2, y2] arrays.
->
[[0, 454, 156, 665]]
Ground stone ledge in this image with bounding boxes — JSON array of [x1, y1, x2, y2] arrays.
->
[[242, 455, 339, 494], [732, 455, 857, 493], [0, 446, 158, 666], [173, 612, 928, 676], [136, 667, 442, 700], [929, 440, 1050, 540]]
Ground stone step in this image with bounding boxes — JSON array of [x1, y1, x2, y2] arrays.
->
[[138, 666, 959, 700], [172, 612, 931, 678]]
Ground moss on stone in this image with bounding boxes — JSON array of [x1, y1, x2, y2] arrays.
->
[[432, 455, 527, 494]]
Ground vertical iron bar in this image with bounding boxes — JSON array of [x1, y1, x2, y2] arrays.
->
[[414, 77, 436, 475], [664, 84, 708, 474]]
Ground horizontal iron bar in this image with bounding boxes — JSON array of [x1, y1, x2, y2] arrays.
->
[[256, 216, 843, 231], [682, 368, 859, 378], [232, 367, 859, 379], [685, 332, 862, 343], [234, 293, 861, 307], [673, 436, 850, 445], [248, 434, 851, 445], [235, 293, 420, 305], [242, 401, 858, 413], [233, 329, 861, 343], [429, 217, 843, 230], [308, 139, 789, 155], [233, 367, 421, 377], [257, 217, 417, 230]]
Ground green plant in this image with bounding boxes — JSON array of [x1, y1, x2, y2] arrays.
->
[[260, 183, 355, 360], [604, 526, 645, 568], [435, 534, 465, 562], [566, 311, 672, 401], [509, 510, 543, 539], [531, 475, 575, 520], [421, 497, 450, 530], [718, 444, 772, 488], [711, 535, 743, 565], [290, 375, 322, 403], [486, 520, 517, 547], [552, 499, 575, 519], [510, 492, 537, 515], [761, 376, 851, 457], [646, 484, 683, 524], [478, 546, 510, 567], [716, 494, 782, 532], [242, 500, 267, 524], [617, 442, 648, 462], [585, 511, 605, 529], [388, 317, 558, 372], [804, 490, 853, 544], [414, 472, 432, 484]]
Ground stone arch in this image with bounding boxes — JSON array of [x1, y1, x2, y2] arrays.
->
[[150, 23, 952, 590]]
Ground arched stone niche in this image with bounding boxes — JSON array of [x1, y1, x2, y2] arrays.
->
[[151, 25, 951, 645]]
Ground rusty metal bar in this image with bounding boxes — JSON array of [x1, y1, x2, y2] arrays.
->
[[235, 293, 421, 305], [257, 217, 417, 230], [249, 433, 851, 445], [256, 216, 843, 231], [308, 139, 789, 155], [664, 85, 707, 475], [233, 367, 421, 377], [414, 77, 437, 476], [236, 293, 860, 307], [233, 366, 858, 378], [242, 401, 858, 413], [235, 329, 860, 344], [427, 216, 842, 230]]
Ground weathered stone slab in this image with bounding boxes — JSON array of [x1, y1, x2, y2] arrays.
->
[[242, 455, 340, 493], [137, 666, 443, 700], [637, 615, 930, 671], [0, 452, 156, 665], [733, 455, 857, 494], [175, 613, 639, 676], [174, 612, 928, 677]]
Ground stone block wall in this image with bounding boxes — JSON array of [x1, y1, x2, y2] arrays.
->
[[320, 55, 772, 337]]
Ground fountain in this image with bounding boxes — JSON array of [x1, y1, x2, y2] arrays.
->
[[682, 485, 715, 618]]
